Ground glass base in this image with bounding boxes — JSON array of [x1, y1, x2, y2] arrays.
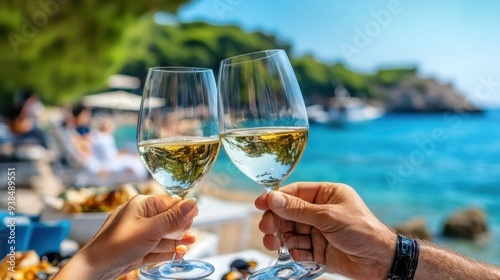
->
[[140, 260, 215, 279], [249, 261, 326, 280]]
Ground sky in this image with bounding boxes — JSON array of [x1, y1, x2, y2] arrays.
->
[[177, 0, 500, 108]]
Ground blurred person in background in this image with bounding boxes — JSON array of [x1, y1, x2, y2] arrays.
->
[[70, 103, 92, 137], [3, 91, 49, 160], [16, 89, 45, 128], [62, 103, 94, 167], [6, 90, 48, 148], [63, 103, 147, 179], [91, 117, 148, 179], [5, 105, 48, 150]]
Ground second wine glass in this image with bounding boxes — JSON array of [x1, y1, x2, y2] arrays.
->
[[218, 50, 326, 279], [137, 67, 219, 279]]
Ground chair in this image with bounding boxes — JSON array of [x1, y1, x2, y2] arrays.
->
[[28, 220, 71, 256], [47, 119, 144, 188], [0, 211, 70, 257], [0, 161, 41, 189], [0, 215, 32, 257]]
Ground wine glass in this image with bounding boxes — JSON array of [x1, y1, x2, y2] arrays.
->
[[218, 50, 326, 279], [137, 67, 219, 279]]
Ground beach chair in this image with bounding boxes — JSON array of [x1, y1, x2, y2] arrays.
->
[[47, 120, 143, 188], [0, 212, 70, 257]]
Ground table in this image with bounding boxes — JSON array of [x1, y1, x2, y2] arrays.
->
[[202, 249, 351, 280], [193, 197, 254, 251], [184, 230, 219, 259], [202, 249, 275, 280]]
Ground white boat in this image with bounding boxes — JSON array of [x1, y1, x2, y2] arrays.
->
[[306, 86, 385, 127]]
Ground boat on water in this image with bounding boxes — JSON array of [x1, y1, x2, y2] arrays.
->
[[306, 86, 385, 127]]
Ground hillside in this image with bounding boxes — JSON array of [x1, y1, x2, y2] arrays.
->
[[384, 77, 481, 113], [0, 10, 482, 113]]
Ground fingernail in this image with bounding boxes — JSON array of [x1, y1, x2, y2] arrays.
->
[[176, 244, 188, 254], [271, 191, 286, 209], [180, 198, 197, 215]]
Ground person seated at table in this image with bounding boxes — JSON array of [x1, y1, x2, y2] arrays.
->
[[17, 89, 45, 128], [91, 118, 148, 179], [5, 103, 49, 160], [61, 104, 147, 179], [6, 100, 48, 149], [71, 103, 92, 137], [60, 104, 95, 169]]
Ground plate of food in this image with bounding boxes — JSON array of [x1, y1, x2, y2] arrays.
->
[[0, 250, 60, 280], [41, 182, 167, 245], [0, 250, 141, 280]]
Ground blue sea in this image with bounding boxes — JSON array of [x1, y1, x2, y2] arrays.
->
[[116, 110, 500, 264]]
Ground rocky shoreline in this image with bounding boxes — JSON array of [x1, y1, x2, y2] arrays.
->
[[383, 77, 483, 113], [306, 69, 484, 114], [394, 208, 490, 243]]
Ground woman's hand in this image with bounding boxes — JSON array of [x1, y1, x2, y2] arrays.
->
[[55, 195, 198, 280]]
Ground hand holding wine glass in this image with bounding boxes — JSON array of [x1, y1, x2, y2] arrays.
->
[[54, 195, 198, 280], [255, 182, 399, 280], [218, 50, 326, 279], [137, 67, 220, 279]]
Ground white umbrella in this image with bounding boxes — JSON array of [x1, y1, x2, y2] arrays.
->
[[82, 90, 163, 111]]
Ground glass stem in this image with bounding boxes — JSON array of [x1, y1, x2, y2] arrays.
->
[[168, 245, 187, 273], [169, 193, 187, 266], [267, 187, 295, 266], [170, 252, 186, 264]]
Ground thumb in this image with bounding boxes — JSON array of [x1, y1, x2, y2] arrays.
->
[[150, 198, 198, 239], [267, 191, 331, 228]]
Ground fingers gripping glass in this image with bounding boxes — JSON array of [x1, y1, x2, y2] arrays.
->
[[218, 50, 326, 279], [137, 67, 219, 279]]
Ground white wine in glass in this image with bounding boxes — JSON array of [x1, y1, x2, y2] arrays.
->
[[221, 127, 308, 190], [218, 50, 326, 279], [137, 67, 219, 279], [138, 137, 220, 196]]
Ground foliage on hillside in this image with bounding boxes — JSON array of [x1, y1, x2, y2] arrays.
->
[[109, 19, 291, 84], [1, 3, 474, 112], [0, 0, 189, 105], [111, 19, 419, 104], [292, 55, 416, 102]]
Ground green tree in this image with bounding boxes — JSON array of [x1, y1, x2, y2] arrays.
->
[[110, 19, 291, 82], [0, 0, 189, 105], [0, 1, 427, 111], [372, 67, 417, 86], [292, 55, 332, 98]]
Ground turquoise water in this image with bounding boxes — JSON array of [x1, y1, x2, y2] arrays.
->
[[116, 110, 500, 264]]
